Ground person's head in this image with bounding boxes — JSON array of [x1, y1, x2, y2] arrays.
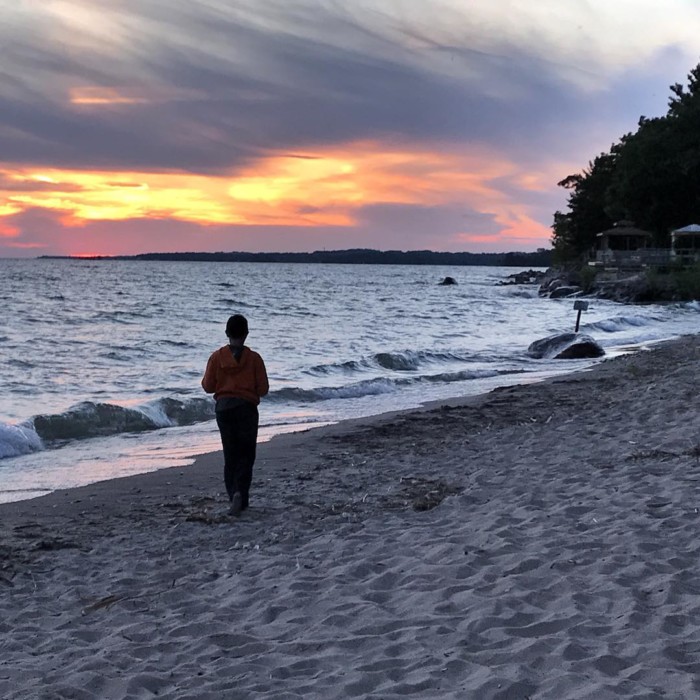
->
[[225, 314, 249, 344]]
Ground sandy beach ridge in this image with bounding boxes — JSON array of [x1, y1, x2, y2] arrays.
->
[[2, 335, 700, 698]]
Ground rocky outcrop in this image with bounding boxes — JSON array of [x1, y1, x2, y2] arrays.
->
[[497, 270, 546, 286], [549, 286, 581, 299], [527, 332, 605, 360], [538, 268, 582, 298], [590, 275, 652, 302], [538, 266, 696, 302]]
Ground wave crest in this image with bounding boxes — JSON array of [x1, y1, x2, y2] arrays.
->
[[31, 397, 215, 444], [0, 423, 43, 459], [270, 368, 524, 403], [308, 349, 474, 375], [585, 315, 656, 333]]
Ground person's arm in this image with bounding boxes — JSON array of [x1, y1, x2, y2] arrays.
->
[[201, 353, 218, 393], [256, 355, 269, 398]]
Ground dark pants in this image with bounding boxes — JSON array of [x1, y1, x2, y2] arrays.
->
[[215, 403, 259, 508]]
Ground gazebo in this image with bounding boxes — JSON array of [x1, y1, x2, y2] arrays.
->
[[593, 220, 656, 267], [671, 224, 700, 263]]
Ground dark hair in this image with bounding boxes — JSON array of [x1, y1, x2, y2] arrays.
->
[[225, 314, 249, 338]]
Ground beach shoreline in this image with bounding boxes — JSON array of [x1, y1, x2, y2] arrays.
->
[[2, 334, 700, 698]]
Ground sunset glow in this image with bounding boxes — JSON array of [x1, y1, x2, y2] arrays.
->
[[0, 143, 549, 246], [70, 87, 151, 106], [2, 1, 699, 256]]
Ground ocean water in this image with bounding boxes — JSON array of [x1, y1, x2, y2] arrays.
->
[[1, 258, 698, 503]]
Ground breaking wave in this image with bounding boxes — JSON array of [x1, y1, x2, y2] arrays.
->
[[307, 349, 477, 375], [0, 423, 43, 460], [271, 368, 525, 403], [32, 397, 215, 443], [0, 363, 530, 459], [0, 397, 215, 460], [584, 314, 660, 333]]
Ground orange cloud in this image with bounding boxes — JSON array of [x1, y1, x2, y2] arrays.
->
[[227, 144, 513, 214], [68, 85, 201, 107], [70, 87, 150, 106], [457, 212, 552, 247], [0, 141, 556, 248], [495, 211, 552, 241]]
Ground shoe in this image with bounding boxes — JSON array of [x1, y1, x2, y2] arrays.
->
[[230, 492, 243, 517]]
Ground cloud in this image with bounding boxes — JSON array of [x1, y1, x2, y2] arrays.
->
[[0, 141, 568, 241], [1, 1, 700, 255], [2, 1, 697, 173]]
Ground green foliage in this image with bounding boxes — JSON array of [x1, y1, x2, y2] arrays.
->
[[552, 151, 617, 263], [644, 263, 700, 301], [552, 63, 700, 262], [578, 264, 598, 293], [669, 263, 700, 300]]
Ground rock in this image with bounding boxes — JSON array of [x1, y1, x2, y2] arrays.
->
[[538, 265, 694, 303], [439, 276, 457, 285], [497, 270, 546, 286], [549, 286, 581, 299], [538, 267, 582, 297], [527, 332, 605, 360], [590, 273, 679, 303]]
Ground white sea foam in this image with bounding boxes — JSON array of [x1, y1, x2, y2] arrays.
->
[[0, 422, 43, 459], [585, 314, 656, 333], [28, 397, 215, 445]]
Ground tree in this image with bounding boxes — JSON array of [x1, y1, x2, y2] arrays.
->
[[552, 62, 700, 260], [551, 150, 618, 263]]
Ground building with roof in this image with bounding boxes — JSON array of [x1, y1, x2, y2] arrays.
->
[[592, 220, 668, 268], [671, 224, 700, 263]]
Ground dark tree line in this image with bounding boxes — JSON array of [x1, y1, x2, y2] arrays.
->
[[552, 63, 700, 262], [43, 249, 553, 267]]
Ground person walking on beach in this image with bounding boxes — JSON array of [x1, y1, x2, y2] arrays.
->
[[202, 314, 269, 516]]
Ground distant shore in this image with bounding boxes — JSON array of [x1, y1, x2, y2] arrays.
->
[[37, 248, 552, 267]]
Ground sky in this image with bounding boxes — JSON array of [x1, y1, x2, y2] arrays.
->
[[1, 0, 699, 257]]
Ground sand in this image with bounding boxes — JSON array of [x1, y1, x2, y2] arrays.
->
[[1, 335, 700, 699]]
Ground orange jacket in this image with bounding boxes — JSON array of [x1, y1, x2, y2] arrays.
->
[[201, 346, 269, 404]]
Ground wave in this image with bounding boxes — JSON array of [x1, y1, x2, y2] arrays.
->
[[307, 349, 476, 375], [8, 359, 33, 369], [504, 289, 537, 299], [31, 397, 215, 443], [409, 368, 525, 385], [90, 310, 153, 324], [216, 299, 257, 307], [0, 364, 527, 459], [270, 367, 524, 403], [0, 423, 43, 459], [584, 314, 659, 333], [0, 397, 217, 460], [375, 351, 422, 371], [306, 359, 366, 375], [272, 378, 397, 402], [157, 339, 192, 348]]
